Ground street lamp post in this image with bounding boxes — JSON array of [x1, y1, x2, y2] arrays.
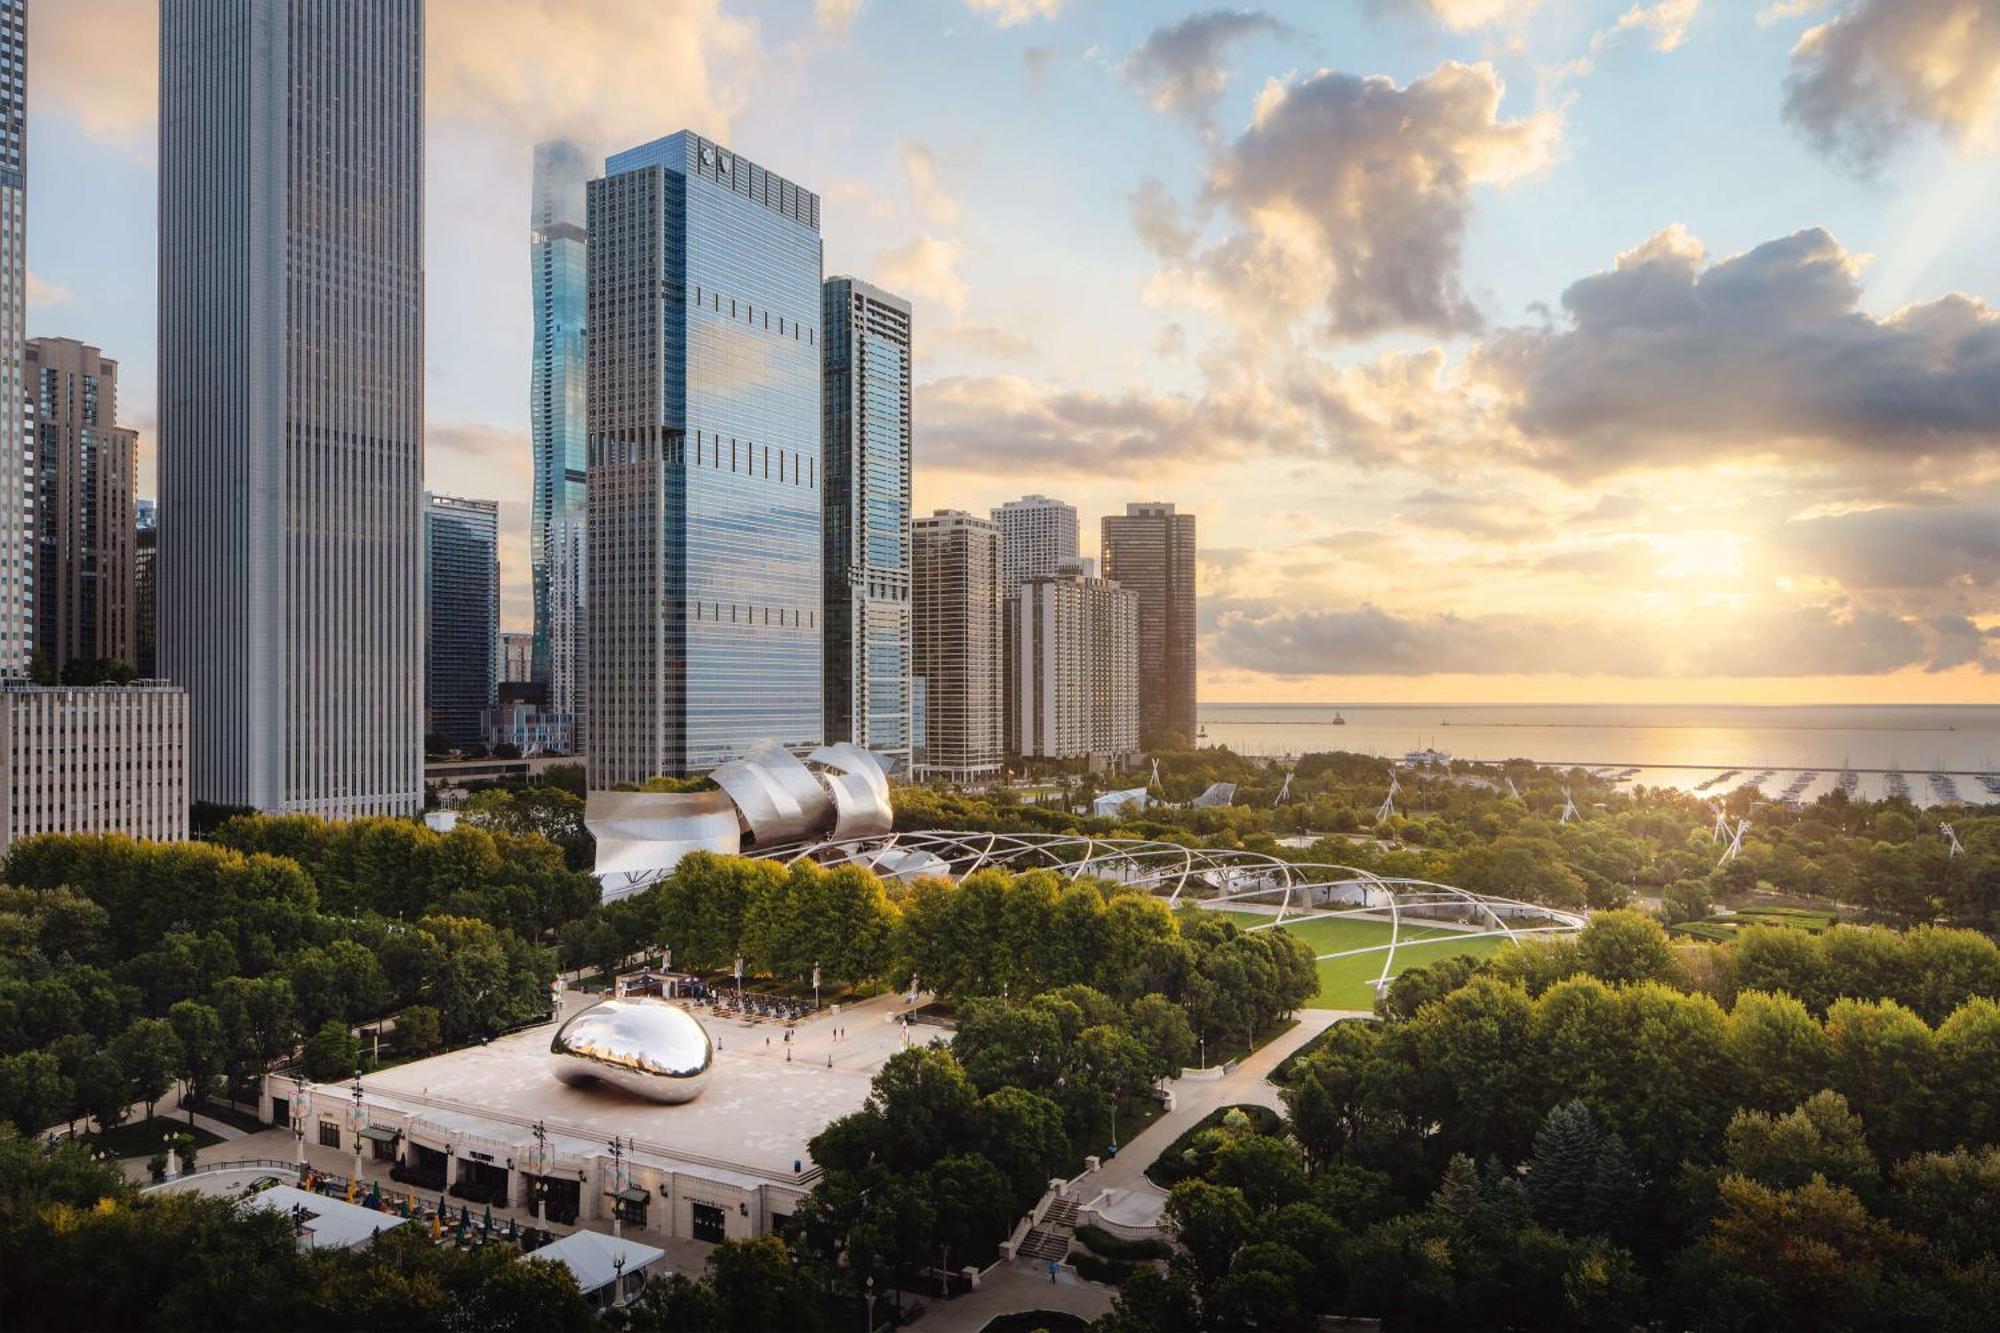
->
[[350, 1070, 366, 1189], [864, 1275, 876, 1333], [291, 1075, 310, 1173], [531, 1120, 550, 1239], [607, 1135, 626, 1239]]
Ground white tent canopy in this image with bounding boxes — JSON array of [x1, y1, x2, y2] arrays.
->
[[526, 1228, 667, 1297], [241, 1184, 410, 1250], [1092, 787, 1151, 818]]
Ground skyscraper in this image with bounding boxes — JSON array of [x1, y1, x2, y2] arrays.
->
[[547, 511, 586, 750], [135, 499, 157, 678], [25, 338, 138, 670], [1011, 562, 1139, 765], [912, 510, 1002, 784], [587, 131, 823, 783], [992, 494, 1078, 592], [530, 138, 589, 689], [501, 631, 534, 686], [1101, 502, 1197, 748], [159, 1, 424, 815], [823, 276, 912, 771], [423, 494, 499, 750], [0, 0, 25, 676]]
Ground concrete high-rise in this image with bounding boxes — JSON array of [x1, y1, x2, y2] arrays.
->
[[1101, 502, 1197, 748], [0, 1, 25, 675], [423, 494, 499, 750], [25, 339, 138, 671], [992, 494, 1078, 592], [158, 1, 424, 815], [500, 630, 533, 686], [530, 139, 589, 689], [587, 131, 823, 783], [822, 277, 912, 771], [912, 510, 1002, 784], [1011, 562, 1139, 765], [1, 680, 189, 853], [547, 512, 586, 751]]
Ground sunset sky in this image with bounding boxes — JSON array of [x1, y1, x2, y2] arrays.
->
[[28, 0, 2000, 705]]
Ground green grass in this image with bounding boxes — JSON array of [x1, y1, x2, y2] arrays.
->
[[1213, 910, 1518, 1010], [83, 1116, 224, 1160]]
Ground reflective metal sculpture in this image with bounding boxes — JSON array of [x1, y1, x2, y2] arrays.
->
[[549, 997, 714, 1104]]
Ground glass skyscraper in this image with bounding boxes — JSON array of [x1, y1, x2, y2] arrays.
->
[[823, 277, 912, 771], [0, 0, 25, 676], [530, 139, 589, 690], [423, 494, 499, 750], [586, 131, 824, 782]]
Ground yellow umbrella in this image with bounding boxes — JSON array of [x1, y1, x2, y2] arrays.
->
[[431, 1210, 442, 1241], [345, 1175, 357, 1204]]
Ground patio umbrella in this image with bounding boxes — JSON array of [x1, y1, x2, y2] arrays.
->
[[507, 1217, 518, 1241], [482, 1205, 493, 1235], [431, 1211, 441, 1241], [460, 1204, 472, 1229], [368, 1181, 382, 1209]]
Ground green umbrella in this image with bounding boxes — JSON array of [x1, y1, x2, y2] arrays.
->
[[482, 1204, 493, 1235]]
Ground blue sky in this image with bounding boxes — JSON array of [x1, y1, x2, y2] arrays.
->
[[28, 0, 2000, 702]]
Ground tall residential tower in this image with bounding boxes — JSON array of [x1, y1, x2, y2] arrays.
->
[[912, 510, 1002, 784], [1101, 502, 1197, 748], [530, 139, 589, 690], [25, 338, 137, 670], [822, 277, 912, 771], [992, 494, 1078, 592], [586, 131, 824, 783], [158, 0, 425, 814]]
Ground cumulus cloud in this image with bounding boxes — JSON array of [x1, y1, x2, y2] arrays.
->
[[929, 321, 1036, 361], [815, 0, 866, 34], [1395, 0, 1545, 30], [916, 374, 1274, 478], [26, 273, 72, 310], [964, 0, 1067, 28], [1475, 225, 2000, 478], [901, 144, 960, 227], [1398, 487, 1552, 542], [1783, 0, 2000, 171], [1208, 598, 1989, 677], [1124, 10, 1288, 125], [1163, 62, 1560, 340], [874, 236, 970, 316], [1783, 504, 2000, 592]]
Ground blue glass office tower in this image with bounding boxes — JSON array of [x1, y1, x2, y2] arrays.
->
[[586, 132, 824, 782], [530, 139, 588, 689], [423, 494, 499, 749], [823, 278, 912, 771]]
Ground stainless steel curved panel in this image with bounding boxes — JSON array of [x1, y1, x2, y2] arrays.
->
[[712, 756, 809, 845], [587, 790, 744, 899], [747, 741, 833, 835], [549, 997, 714, 1104], [824, 770, 893, 840]]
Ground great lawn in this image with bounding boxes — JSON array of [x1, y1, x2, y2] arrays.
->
[[1213, 909, 1517, 1010]]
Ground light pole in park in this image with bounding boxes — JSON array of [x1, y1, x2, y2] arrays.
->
[[865, 1275, 876, 1332], [291, 1075, 310, 1172], [531, 1120, 551, 1239], [607, 1135, 626, 1238], [349, 1070, 366, 1188]]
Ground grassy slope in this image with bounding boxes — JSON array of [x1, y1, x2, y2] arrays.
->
[[1213, 909, 1517, 1010]]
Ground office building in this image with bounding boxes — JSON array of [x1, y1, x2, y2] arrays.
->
[[1, 680, 189, 853], [1011, 562, 1139, 765], [25, 338, 138, 670], [423, 495, 499, 750], [992, 494, 1078, 591], [546, 512, 585, 750], [530, 138, 589, 688], [1101, 502, 1197, 747], [158, 1, 424, 815], [822, 277, 912, 771], [501, 630, 534, 686], [134, 499, 157, 677], [0, 1, 24, 675], [912, 510, 1002, 784], [587, 131, 823, 783]]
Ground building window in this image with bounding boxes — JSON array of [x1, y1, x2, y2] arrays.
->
[[318, 1121, 341, 1149], [691, 1201, 727, 1244]]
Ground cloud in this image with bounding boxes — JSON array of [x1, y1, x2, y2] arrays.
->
[[426, 0, 758, 146], [29, 0, 156, 150], [901, 144, 960, 227], [1208, 598, 1988, 677], [1759, 1, 1828, 24], [1124, 10, 1287, 125], [929, 322, 1036, 361], [916, 374, 1273, 478], [1398, 487, 1552, 542], [964, 0, 1067, 28], [26, 273, 73, 310], [815, 0, 866, 34], [1783, 0, 2000, 171], [1395, 0, 1545, 31], [1475, 225, 2000, 478], [1783, 504, 2000, 593], [1129, 179, 1197, 261], [1603, 0, 1702, 54], [874, 236, 970, 316], [1163, 61, 1561, 340]]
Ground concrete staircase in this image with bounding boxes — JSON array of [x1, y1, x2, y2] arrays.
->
[[1019, 1195, 1079, 1263]]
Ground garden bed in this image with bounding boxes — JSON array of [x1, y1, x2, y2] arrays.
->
[[1143, 1103, 1284, 1189]]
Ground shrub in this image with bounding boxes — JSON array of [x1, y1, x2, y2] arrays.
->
[[1074, 1223, 1172, 1261], [1069, 1250, 1139, 1285]]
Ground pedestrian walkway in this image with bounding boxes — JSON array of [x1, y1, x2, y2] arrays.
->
[[920, 1263, 1115, 1332]]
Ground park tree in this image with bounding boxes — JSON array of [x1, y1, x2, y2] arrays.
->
[[302, 1019, 358, 1081], [110, 1017, 181, 1120], [1824, 996, 1937, 1161], [1723, 1090, 1877, 1198], [166, 1001, 225, 1118], [1574, 909, 1678, 985], [395, 1005, 443, 1058], [1725, 989, 1831, 1114], [74, 1051, 129, 1134], [0, 1051, 72, 1135], [1165, 1179, 1255, 1296]]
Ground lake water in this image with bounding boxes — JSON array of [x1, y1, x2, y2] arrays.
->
[[1198, 703, 2000, 807]]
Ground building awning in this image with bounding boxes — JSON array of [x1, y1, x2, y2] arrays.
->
[[360, 1126, 401, 1144], [611, 1186, 649, 1204]]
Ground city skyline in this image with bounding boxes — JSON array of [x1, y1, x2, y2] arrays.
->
[[25, 0, 2000, 707]]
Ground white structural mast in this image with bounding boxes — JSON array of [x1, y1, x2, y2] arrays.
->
[[1942, 822, 1963, 857], [1375, 768, 1400, 823], [1558, 787, 1579, 823], [1717, 817, 1749, 865]]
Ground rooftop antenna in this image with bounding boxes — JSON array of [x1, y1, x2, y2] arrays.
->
[[1375, 768, 1401, 823], [1559, 787, 1579, 824], [1942, 822, 1964, 857], [1718, 817, 1749, 866]]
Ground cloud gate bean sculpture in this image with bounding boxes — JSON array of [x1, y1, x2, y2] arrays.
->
[[549, 997, 715, 1103]]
